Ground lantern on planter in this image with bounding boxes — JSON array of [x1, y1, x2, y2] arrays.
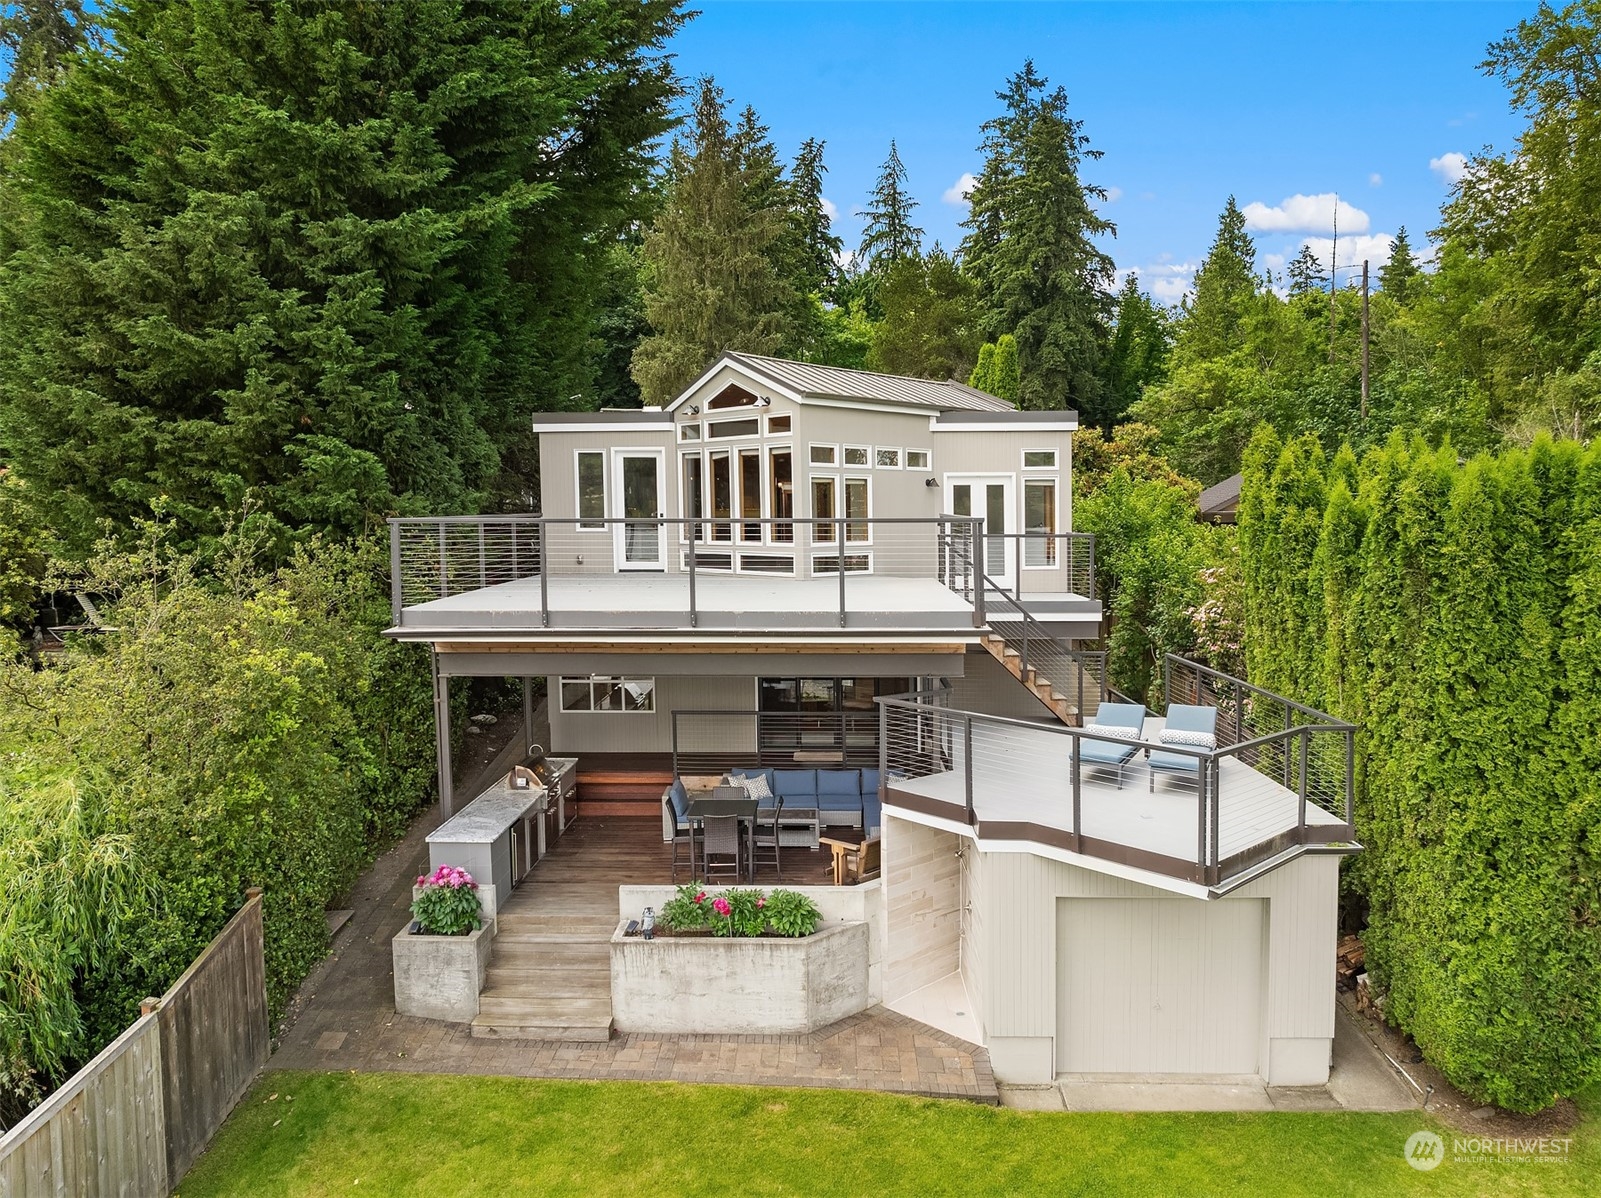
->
[[641, 906, 655, 941]]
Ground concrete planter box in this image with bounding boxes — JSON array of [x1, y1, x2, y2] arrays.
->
[[610, 921, 870, 1035], [392, 921, 493, 1023]]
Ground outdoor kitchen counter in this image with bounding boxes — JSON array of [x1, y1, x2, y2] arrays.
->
[[427, 781, 546, 845], [427, 781, 547, 915]]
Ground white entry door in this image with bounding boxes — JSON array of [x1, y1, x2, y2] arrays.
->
[[613, 450, 664, 570], [946, 475, 1015, 588]]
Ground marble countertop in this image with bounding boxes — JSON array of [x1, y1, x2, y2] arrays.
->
[[427, 781, 547, 845]]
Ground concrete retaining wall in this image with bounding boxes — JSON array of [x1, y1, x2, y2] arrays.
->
[[617, 881, 884, 1001], [392, 922, 494, 1022], [610, 921, 870, 1034]]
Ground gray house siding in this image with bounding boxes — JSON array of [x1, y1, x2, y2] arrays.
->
[[546, 674, 758, 754]]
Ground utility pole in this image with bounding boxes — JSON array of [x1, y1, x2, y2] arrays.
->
[[1360, 259, 1370, 418], [1328, 195, 1339, 365]]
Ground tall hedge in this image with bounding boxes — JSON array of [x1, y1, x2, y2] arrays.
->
[[1239, 427, 1601, 1112]]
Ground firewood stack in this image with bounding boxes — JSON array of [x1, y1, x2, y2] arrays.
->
[[1336, 933, 1366, 991]]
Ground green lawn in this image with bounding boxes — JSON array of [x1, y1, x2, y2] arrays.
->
[[178, 1072, 1599, 1198]]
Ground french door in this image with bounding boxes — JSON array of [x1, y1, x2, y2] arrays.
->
[[613, 450, 664, 570], [946, 475, 1015, 588]]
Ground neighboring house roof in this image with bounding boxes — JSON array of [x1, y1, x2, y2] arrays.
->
[[713, 352, 1016, 413], [1197, 472, 1243, 523]]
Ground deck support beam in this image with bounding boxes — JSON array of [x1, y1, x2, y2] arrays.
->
[[432, 650, 455, 815]]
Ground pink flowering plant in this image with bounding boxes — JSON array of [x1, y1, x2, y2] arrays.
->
[[411, 864, 482, 935], [656, 884, 819, 938]]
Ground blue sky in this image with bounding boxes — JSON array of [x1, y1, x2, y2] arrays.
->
[[669, 1, 1530, 301]]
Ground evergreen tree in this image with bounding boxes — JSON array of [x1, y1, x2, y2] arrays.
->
[[0, 0, 99, 127], [1378, 225, 1421, 304], [789, 138, 841, 301], [1101, 275, 1171, 424], [855, 140, 924, 273], [1286, 244, 1329, 297], [991, 334, 1020, 405], [969, 342, 997, 393], [867, 246, 982, 380], [632, 77, 790, 405], [959, 61, 1115, 414], [0, 0, 684, 545], [1176, 196, 1259, 361]]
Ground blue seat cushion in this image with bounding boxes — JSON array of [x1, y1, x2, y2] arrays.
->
[[1077, 739, 1139, 766], [817, 769, 861, 797], [669, 779, 690, 820], [1148, 749, 1202, 774], [862, 791, 882, 834], [773, 769, 818, 801], [860, 767, 881, 797]]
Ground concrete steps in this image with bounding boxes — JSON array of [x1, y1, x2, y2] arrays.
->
[[471, 886, 617, 1041]]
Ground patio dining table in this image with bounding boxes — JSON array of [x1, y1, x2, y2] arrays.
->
[[685, 791, 759, 881]]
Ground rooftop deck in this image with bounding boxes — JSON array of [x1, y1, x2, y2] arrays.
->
[[880, 657, 1358, 893], [386, 515, 1096, 638]]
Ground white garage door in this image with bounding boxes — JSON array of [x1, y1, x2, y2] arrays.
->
[[1056, 897, 1264, 1075]]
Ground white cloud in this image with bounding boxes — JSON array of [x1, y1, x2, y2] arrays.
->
[[1299, 232, 1396, 275], [1104, 186, 1123, 203], [942, 172, 978, 206], [1430, 152, 1470, 185], [1128, 260, 1200, 306], [1242, 193, 1370, 234], [821, 196, 839, 220], [1369, 172, 1383, 187]]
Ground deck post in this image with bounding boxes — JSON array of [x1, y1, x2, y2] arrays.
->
[[389, 521, 403, 625], [1071, 736, 1082, 852], [1297, 728, 1309, 833], [432, 651, 455, 816], [523, 677, 536, 757], [972, 521, 986, 627], [963, 717, 975, 826], [837, 515, 847, 627], [687, 526, 697, 627], [1208, 758, 1221, 876], [539, 519, 550, 628]]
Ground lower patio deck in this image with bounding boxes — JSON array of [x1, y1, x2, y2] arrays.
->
[[884, 713, 1351, 891]]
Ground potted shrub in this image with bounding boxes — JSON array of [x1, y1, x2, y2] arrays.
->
[[392, 864, 494, 1022]]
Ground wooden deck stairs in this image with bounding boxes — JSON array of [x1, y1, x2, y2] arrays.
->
[[471, 882, 616, 1042], [981, 634, 1100, 726]]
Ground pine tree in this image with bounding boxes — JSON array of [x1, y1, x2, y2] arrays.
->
[[1176, 196, 1259, 361], [1287, 244, 1329, 297], [959, 61, 1115, 414], [992, 334, 1020, 405], [969, 342, 997, 393], [0, 0, 685, 545], [867, 246, 982, 380], [1378, 226, 1421, 304], [0, 0, 99, 127], [632, 78, 791, 405], [1101, 275, 1171, 424], [856, 140, 924, 273], [789, 138, 841, 300]]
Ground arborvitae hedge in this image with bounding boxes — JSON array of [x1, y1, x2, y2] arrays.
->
[[1240, 428, 1601, 1113]]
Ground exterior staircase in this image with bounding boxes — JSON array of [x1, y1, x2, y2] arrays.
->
[[980, 588, 1106, 726], [471, 882, 616, 1041]]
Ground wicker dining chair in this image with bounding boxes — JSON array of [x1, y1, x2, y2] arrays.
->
[[751, 795, 784, 881], [700, 814, 743, 881]]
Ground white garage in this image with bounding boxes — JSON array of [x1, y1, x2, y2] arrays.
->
[[1056, 896, 1265, 1075]]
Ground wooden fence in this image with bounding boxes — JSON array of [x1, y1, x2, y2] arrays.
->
[[0, 890, 270, 1197]]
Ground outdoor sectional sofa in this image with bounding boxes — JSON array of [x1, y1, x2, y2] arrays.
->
[[664, 767, 883, 838]]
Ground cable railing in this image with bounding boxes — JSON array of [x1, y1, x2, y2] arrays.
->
[[671, 709, 881, 777], [388, 515, 988, 629], [876, 658, 1357, 888], [978, 531, 1096, 598]]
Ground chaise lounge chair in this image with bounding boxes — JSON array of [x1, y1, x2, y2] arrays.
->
[[1075, 702, 1148, 788], [1147, 704, 1219, 792]]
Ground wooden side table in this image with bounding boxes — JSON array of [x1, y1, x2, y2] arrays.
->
[[819, 836, 852, 886]]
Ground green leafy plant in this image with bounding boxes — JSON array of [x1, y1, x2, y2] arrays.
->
[[410, 866, 482, 936], [657, 884, 710, 932], [706, 889, 767, 938], [763, 889, 822, 938]]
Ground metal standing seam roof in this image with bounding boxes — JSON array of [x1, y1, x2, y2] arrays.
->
[[723, 352, 1016, 413]]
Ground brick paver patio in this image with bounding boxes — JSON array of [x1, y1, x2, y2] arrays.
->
[[269, 807, 997, 1104]]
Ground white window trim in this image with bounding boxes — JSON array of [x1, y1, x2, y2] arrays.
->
[[559, 675, 656, 714], [766, 413, 793, 437], [842, 444, 872, 468], [575, 449, 606, 531], [679, 423, 701, 441], [874, 447, 902, 470], [905, 449, 932, 471], [810, 549, 874, 575], [1021, 476, 1061, 571], [707, 415, 764, 440], [809, 442, 839, 467], [678, 449, 704, 544], [842, 473, 873, 546], [1022, 447, 1059, 470], [766, 444, 797, 551]]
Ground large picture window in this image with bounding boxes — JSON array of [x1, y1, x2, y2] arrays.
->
[[770, 448, 794, 543], [576, 451, 605, 529], [560, 676, 655, 713], [811, 476, 837, 542]]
